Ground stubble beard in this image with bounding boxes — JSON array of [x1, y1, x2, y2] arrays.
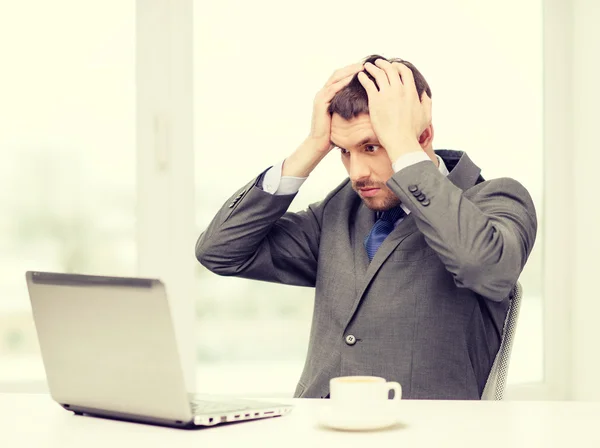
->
[[361, 187, 401, 212]]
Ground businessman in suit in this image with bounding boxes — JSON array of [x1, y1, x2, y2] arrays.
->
[[195, 54, 537, 399]]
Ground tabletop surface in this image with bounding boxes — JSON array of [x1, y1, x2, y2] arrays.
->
[[1, 393, 598, 448]]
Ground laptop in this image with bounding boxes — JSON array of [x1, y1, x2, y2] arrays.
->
[[25, 271, 293, 428]]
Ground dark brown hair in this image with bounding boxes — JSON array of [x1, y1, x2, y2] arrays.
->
[[328, 54, 432, 120]]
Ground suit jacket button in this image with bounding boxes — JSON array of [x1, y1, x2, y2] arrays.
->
[[408, 185, 418, 192], [229, 202, 235, 208], [422, 199, 430, 206], [345, 335, 357, 346], [417, 194, 426, 201]]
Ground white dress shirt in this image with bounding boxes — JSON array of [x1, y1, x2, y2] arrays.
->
[[262, 151, 450, 225]]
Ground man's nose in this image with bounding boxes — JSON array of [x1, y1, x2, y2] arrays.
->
[[349, 157, 370, 183]]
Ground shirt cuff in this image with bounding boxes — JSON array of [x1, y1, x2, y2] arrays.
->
[[392, 151, 431, 173], [261, 160, 308, 195]]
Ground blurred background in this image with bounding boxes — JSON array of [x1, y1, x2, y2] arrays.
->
[[0, 0, 595, 400]]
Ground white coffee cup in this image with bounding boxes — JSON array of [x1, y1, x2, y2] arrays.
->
[[329, 376, 402, 409]]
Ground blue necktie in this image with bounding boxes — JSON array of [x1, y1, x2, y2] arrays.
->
[[364, 206, 406, 261]]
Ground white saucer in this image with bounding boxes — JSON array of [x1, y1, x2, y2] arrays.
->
[[316, 404, 401, 431]]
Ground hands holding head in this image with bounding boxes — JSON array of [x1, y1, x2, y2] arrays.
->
[[357, 59, 432, 161], [282, 56, 432, 177]]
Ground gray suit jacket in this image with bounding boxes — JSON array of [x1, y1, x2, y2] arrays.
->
[[195, 150, 537, 399]]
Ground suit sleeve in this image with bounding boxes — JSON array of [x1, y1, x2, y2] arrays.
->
[[195, 168, 336, 287], [387, 161, 538, 301]]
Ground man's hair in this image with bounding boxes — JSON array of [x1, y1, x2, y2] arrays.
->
[[328, 54, 432, 120]]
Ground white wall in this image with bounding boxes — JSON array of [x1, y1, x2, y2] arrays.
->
[[571, 0, 600, 401], [544, 0, 600, 401]]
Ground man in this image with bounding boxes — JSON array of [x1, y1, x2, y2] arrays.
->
[[195, 54, 537, 400]]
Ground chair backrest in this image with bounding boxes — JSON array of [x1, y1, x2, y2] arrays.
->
[[480, 281, 523, 400]]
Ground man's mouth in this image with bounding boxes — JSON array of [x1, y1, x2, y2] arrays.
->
[[358, 187, 380, 197]]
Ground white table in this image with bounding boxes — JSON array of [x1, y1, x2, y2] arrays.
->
[[1, 393, 599, 448]]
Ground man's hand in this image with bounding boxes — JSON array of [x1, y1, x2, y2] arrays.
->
[[357, 59, 432, 162], [283, 62, 364, 177], [308, 62, 364, 152]]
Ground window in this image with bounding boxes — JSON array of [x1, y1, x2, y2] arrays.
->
[[0, 1, 135, 390], [0, 0, 545, 397], [193, 0, 543, 395]]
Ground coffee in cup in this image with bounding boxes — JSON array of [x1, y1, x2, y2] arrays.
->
[[329, 376, 401, 409]]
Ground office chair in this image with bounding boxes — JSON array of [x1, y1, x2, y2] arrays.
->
[[481, 281, 523, 400]]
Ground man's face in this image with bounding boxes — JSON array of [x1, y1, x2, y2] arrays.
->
[[330, 113, 400, 211]]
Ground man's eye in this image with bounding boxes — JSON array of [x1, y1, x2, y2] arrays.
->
[[339, 148, 349, 155], [365, 145, 380, 152]]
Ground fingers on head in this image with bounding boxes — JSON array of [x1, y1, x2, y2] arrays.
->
[[392, 61, 415, 86], [326, 62, 364, 87], [366, 61, 395, 89], [357, 71, 377, 95], [373, 59, 401, 87]]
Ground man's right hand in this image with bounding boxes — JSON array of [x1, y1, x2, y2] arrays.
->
[[309, 62, 365, 152], [282, 62, 364, 178]]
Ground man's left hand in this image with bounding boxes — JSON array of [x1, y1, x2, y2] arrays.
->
[[357, 59, 432, 162]]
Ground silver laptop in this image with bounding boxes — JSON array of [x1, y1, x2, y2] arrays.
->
[[25, 271, 293, 428]]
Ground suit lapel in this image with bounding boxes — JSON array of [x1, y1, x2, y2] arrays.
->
[[352, 201, 373, 290], [346, 214, 419, 328], [365, 214, 418, 279]]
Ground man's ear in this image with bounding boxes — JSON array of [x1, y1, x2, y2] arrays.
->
[[419, 124, 434, 148]]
